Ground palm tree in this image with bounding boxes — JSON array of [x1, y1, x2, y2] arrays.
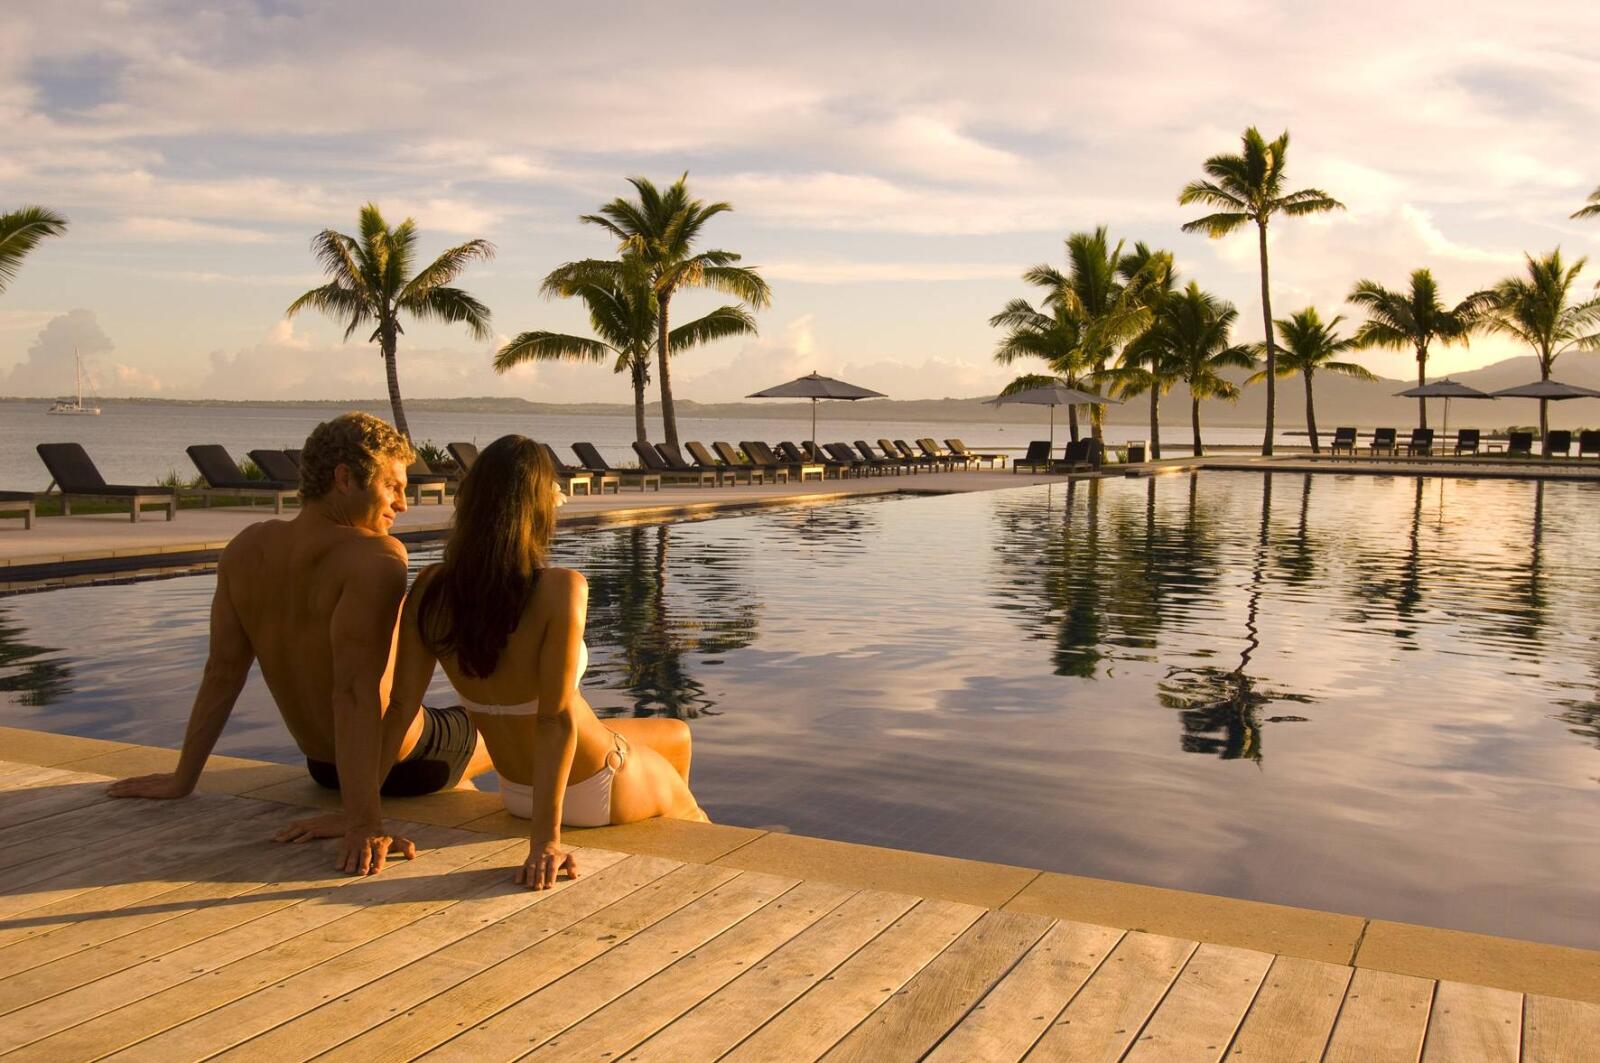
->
[[1157, 283, 1256, 457], [1179, 128, 1344, 455], [548, 175, 771, 449], [990, 293, 1088, 441], [1346, 269, 1478, 427], [495, 267, 757, 445], [1573, 185, 1600, 220], [1111, 244, 1180, 458], [1252, 307, 1376, 453], [1015, 227, 1163, 442], [1476, 249, 1600, 452], [286, 203, 493, 440], [0, 206, 69, 295]]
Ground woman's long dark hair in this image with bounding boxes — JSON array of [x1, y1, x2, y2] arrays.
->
[[417, 435, 557, 677]]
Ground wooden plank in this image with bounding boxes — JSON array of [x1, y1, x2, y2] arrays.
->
[[216, 854, 683, 1061], [527, 880, 853, 1061], [1022, 930, 1197, 1062], [721, 898, 985, 1063], [1123, 942, 1275, 1061], [1323, 968, 1436, 1063], [924, 920, 1124, 1063], [0, 828, 508, 1057], [104, 846, 631, 1061], [1420, 980, 1521, 1063], [1226, 954, 1353, 1061], [425, 871, 798, 1061], [0, 789, 223, 875], [1523, 994, 1600, 1063], [320, 862, 739, 1062], [0, 777, 115, 830], [0, 798, 290, 962], [822, 909, 1053, 1063], [626, 890, 920, 1062]]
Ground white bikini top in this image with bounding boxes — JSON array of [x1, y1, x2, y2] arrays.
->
[[454, 640, 589, 716]]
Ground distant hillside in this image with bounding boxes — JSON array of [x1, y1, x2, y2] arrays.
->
[[5, 354, 1598, 428]]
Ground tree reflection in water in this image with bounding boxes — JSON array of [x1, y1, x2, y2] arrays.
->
[[569, 522, 759, 719], [0, 602, 71, 707]]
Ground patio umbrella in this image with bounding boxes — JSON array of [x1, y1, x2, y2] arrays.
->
[[748, 371, 887, 443], [986, 381, 1120, 450], [1491, 379, 1600, 453], [1393, 378, 1495, 443]]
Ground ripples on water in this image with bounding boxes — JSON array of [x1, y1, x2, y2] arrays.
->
[[2, 471, 1598, 947]]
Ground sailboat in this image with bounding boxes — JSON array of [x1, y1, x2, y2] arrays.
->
[[48, 347, 101, 416]]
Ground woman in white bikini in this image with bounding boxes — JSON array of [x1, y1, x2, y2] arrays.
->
[[385, 435, 707, 889]]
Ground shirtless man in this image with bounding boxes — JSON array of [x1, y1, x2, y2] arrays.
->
[[108, 412, 492, 874]]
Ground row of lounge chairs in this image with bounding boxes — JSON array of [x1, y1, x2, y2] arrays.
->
[[1328, 427, 1600, 459], [1012, 439, 1107, 474]]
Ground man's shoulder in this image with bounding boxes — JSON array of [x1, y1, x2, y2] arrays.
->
[[218, 517, 290, 567]]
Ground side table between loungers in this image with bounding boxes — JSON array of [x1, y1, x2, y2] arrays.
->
[[0, 491, 36, 530]]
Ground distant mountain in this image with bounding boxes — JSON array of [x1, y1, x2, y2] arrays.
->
[[5, 354, 1597, 428]]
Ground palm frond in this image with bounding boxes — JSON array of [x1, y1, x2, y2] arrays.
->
[[998, 373, 1063, 396], [690, 263, 772, 308], [0, 205, 69, 292], [494, 332, 616, 372], [1572, 185, 1600, 220], [1179, 211, 1251, 237], [669, 305, 758, 350], [400, 239, 495, 302], [404, 285, 493, 341], [285, 283, 370, 341]]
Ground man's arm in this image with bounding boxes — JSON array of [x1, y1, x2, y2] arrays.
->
[[109, 561, 254, 799], [519, 569, 587, 890], [325, 540, 410, 873]]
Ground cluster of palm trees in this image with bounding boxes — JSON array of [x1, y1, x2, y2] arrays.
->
[[995, 128, 1600, 457]]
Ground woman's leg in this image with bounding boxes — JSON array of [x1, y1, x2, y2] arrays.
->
[[605, 718, 693, 784], [608, 740, 709, 824]]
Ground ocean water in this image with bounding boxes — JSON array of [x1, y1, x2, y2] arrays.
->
[[0, 399, 1286, 487], [3, 471, 1597, 947]]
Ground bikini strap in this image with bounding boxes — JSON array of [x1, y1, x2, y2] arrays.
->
[[606, 731, 628, 772]]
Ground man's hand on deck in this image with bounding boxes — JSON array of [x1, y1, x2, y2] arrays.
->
[[107, 773, 192, 800]]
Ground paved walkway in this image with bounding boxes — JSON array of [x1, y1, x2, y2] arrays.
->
[[1, 742, 1597, 1060]]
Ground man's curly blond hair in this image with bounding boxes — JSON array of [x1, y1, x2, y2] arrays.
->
[[299, 412, 415, 502]]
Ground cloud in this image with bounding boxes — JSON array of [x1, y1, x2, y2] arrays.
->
[[0, 309, 115, 398], [115, 216, 277, 243], [763, 260, 1020, 284]]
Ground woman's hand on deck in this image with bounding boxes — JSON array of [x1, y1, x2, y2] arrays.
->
[[274, 812, 418, 875], [517, 841, 578, 890], [107, 773, 192, 800]]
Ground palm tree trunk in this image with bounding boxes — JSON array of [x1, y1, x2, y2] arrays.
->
[[1149, 386, 1162, 460], [1256, 220, 1276, 456], [656, 294, 678, 448], [1067, 394, 1080, 442], [1304, 371, 1319, 454], [631, 361, 649, 445], [1191, 394, 1204, 457], [1090, 360, 1105, 443], [1415, 345, 1428, 428], [381, 326, 410, 440], [1539, 352, 1551, 455]]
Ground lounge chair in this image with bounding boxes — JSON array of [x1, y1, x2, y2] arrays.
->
[[945, 438, 1005, 468], [535, 442, 606, 495], [895, 439, 950, 472], [1404, 427, 1434, 457], [742, 440, 823, 482], [1454, 429, 1480, 456], [881, 438, 938, 473], [1507, 431, 1534, 457], [854, 440, 912, 475], [284, 448, 304, 468], [571, 442, 660, 491], [1368, 428, 1398, 457], [1578, 430, 1600, 459], [1547, 430, 1572, 457], [35, 443, 177, 523], [656, 443, 732, 487], [1053, 438, 1103, 472], [826, 442, 887, 476], [1012, 440, 1054, 474], [446, 441, 479, 473], [1329, 427, 1357, 457], [0, 490, 35, 530], [687, 441, 765, 485], [247, 449, 302, 486], [918, 438, 977, 470], [713, 441, 787, 484], [186, 444, 298, 514], [406, 457, 449, 504], [781, 441, 849, 478], [633, 441, 716, 487]]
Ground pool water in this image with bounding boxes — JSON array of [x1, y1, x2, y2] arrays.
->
[[3, 472, 1598, 948]]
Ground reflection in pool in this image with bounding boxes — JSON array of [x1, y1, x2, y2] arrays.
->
[[3, 472, 1598, 947]]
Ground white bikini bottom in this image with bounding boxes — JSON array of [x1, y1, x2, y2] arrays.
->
[[499, 730, 628, 828]]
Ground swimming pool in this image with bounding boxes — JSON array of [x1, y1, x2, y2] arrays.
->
[[3, 471, 1597, 947]]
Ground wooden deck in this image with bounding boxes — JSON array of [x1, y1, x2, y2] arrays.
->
[[1, 759, 1595, 1061]]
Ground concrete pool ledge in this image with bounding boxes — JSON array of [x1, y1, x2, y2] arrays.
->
[[4, 725, 1596, 1006]]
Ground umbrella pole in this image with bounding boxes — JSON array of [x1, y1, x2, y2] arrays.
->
[[1049, 406, 1055, 452], [811, 398, 817, 450]]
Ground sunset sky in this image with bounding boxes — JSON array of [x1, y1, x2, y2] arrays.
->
[[3, 0, 1598, 403]]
